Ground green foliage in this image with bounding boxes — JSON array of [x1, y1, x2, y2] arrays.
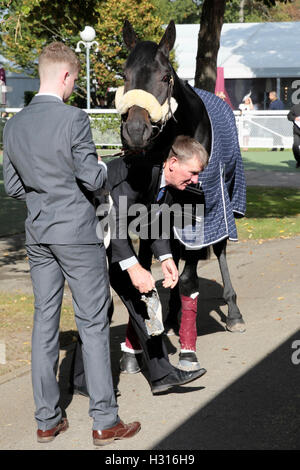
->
[[0, 0, 164, 105], [151, 0, 200, 24], [91, 113, 121, 134]]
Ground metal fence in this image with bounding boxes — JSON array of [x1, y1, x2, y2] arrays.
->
[[0, 108, 294, 149], [234, 110, 293, 149]]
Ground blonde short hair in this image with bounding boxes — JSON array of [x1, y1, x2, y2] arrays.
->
[[168, 135, 209, 169], [39, 42, 80, 75]]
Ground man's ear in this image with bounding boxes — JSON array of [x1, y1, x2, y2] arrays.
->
[[168, 156, 178, 171], [63, 71, 69, 83]]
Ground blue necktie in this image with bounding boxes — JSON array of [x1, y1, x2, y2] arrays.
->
[[156, 186, 166, 202]]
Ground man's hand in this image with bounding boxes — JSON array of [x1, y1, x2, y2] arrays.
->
[[127, 263, 156, 293], [161, 258, 178, 289]]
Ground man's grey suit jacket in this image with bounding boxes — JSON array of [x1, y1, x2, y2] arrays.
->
[[3, 95, 106, 244]]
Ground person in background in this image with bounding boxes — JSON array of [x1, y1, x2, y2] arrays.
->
[[239, 93, 254, 151], [287, 103, 300, 168], [268, 91, 284, 111], [268, 91, 284, 151]]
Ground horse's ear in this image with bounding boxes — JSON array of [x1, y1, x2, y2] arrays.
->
[[123, 19, 138, 50], [158, 20, 176, 57]]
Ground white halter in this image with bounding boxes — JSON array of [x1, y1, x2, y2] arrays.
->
[[115, 86, 178, 123]]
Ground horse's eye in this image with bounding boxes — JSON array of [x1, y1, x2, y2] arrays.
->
[[162, 74, 171, 83]]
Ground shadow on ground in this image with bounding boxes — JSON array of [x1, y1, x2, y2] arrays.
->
[[153, 330, 300, 450], [0, 234, 27, 269]]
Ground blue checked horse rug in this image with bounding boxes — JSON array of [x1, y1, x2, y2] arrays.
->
[[174, 88, 246, 249]]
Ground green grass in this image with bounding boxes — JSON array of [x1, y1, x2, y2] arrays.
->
[[241, 149, 298, 173], [236, 186, 300, 240]]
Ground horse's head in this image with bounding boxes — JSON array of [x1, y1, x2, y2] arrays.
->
[[116, 20, 178, 150]]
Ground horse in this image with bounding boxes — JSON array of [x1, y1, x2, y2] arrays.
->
[[115, 20, 246, 371]]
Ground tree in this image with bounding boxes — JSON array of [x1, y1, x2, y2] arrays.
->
[[194, 0, 226, 92], [151, 0, 200, 23], [91, 0, 163, 103], [0, 0, 295, 102], [0, 0, 164, 106]]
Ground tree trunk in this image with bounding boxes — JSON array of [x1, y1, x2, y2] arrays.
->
[[194, 0, 226, 92], [239, 0, 246, 23]]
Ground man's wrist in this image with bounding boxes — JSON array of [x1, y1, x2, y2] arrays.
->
[[159, 253, 173, 262], [119, 256, 139, 271]]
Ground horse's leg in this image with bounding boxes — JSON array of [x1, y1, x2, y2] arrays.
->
[[213, 239, 246, 333], [177, 249, 205, 371]]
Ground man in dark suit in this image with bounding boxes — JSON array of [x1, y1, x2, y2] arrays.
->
[[3, 42, 140, 446], [72, 135, 208, 394]]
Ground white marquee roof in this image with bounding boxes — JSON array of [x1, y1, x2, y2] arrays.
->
[[174, 22, 300, 81]]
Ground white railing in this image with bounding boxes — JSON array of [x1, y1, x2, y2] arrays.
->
[[1, 108, 294, 149], [233, 110, 293, 149]]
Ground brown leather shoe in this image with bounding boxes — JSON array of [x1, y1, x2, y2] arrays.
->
[[37, 417, 69, 443], [93, 420, 141, 446]]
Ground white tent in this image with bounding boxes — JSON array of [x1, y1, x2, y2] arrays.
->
[[174, 22, 300, 81]]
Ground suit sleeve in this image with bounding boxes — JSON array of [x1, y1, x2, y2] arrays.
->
[[71, 110, 107, 191], [109, 177, 141, 264], [3, 129, 26, 200], [108, 159, 172, 265]]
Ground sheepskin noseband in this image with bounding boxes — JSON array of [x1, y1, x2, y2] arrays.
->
[[115, 86, 178, 123]]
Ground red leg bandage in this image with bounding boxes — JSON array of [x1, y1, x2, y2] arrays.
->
[[125, 318, 142, 351], [179, 295, 198, 351]]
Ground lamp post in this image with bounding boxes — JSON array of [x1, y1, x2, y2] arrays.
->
[[75, 26, 99, 109]]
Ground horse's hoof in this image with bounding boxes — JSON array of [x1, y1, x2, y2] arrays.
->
[[226, 318, 246, 333]]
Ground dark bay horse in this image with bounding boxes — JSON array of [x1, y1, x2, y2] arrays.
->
[[116, 20, 246, 369]]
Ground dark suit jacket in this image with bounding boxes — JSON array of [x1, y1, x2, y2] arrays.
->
[[287, 104, 300, 137], [269, 99, 284, 110], [106, 155, 173, 264], [3, 95, 106, 244]]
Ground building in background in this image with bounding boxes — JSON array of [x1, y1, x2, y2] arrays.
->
[[0, 56, 39, 108], [174, 22, 300, 110], [2, 22, 300, 109]]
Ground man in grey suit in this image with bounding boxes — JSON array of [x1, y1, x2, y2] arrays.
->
[[3, 42, 140, 446]]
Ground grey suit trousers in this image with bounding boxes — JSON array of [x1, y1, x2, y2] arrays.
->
[[26, 243, 119, 431]]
